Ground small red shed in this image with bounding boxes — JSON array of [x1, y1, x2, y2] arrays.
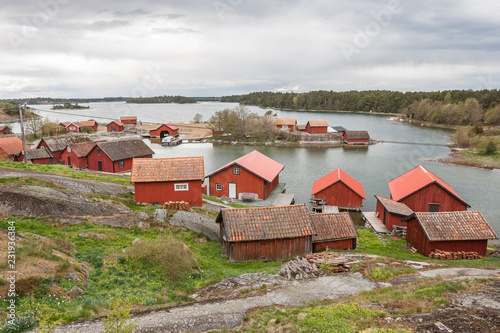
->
[[374, 195, 413, 231], [305, 120, 328, 134], [311, 212, 358, 252], [206, 150, 284, 200], [343, 131, 370, 145], [311, 168, 366, 210], [0, 126, 11, 135], [120, 116, 137, 125], [149, 123, 179, 138], [0, 137, 26, 161], [15, 148, 53, 164], [215, 204, 314, 262], [37, 135, 92, 164], [61, 141, 97, 169], [60, 120, 97, 133], [403, 211, 498, 256], [389, 165, 470, 213], [131, 156, 205, 207], [87, 139, 154, 173], [106, 120, 125, 133], [275, 118, 297, 132]]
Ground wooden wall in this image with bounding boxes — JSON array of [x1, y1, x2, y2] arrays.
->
[[375, 201, 406, 231], [313, 238, 356, 252], [150, 125, 178, 137], [306, 124, 327, 134], [134, 180, 202, 207], [38, 141, 64, 163], [61, 150, 88, 169], [314, 181, 363, 209], [399, 183, 468, 212]]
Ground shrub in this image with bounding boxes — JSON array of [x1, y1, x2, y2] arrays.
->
[[76, 248, 105, 269], [484, 140, 497, 155], [15, 276, 42, 296], [102, 298, 138, 333], [0, 314, 37, 333]]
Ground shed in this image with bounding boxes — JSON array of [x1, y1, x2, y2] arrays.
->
[[275, 118, 297, 132], [403, 211, 498, 256], [106, 120, 125, 132], [215, 204, 313, 262], [0, 126, 11, 135], [343, 131, 370, 144], [389, 165, 469, 212], [206, 150, 284, 200], [120, 116, 137, 125], [374, 195, 413, 231], [37, 135, 91, 163], [15, 148, 53, 164], [297, 124, 307, 132], [61, 141, 97, 169], [131, 156, 205, 207], [311, 168, 366, 210], [60, 120, 97, 132], [0, 137, 28, 161], [305, 120, 328, 134], [87, 139, 154, 173], [149, 123, 179, 138], [311, 212, 358, 252]]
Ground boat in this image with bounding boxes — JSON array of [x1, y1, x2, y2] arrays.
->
[[161, 136, 181, 146]]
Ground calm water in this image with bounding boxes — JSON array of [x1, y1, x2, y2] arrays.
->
[[12, 102, 500, 234]]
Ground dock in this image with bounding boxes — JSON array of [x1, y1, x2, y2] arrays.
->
[[362, 212, 390, 234], [273, 193, 295, 207]]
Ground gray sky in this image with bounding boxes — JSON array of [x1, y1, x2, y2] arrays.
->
[[1, 0, 500, 98]]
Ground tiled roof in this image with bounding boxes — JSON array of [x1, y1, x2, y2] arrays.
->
[[24, 148, 52, 160], [152, 123, 179, 132], [97, 139, 154, 161], [216, 204, 313, 242], [297, 124, 306, 130], [38, 135, 92, 152], [80, 120, 97, 127], [345, 131, 370, 140], [68, 141, 97, 158], [307, 120, 329, 127], [120, 116, 137, 121], [275, 118, 297, 126], [311, 168, 366, 199], [206, 150, 284, 183], [410, 211, 498, 242], [311, 212, 358, 242], [0, 137, 27, 155], [131, 157, 204, 182], [375, 195, 413, 216], [388, 165, 469, 206], [107, 120, 124, 127]]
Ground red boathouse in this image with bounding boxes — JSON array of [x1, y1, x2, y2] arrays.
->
[[305, 120, 328, 134], [87, 139, 154, 173], [311, 212, 358, 252]]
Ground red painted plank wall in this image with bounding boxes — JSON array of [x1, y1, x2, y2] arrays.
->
[[306, 124, 327, 133], [224, 237, 312, 262], [376, 201, 406, 231], [38, 141, 64, 163], [134, 180, 203, 207], [313, 238, 356, 252], [61, 150, 88, 169], [399, 183, 468, 212], [314, 181, 363, 209]]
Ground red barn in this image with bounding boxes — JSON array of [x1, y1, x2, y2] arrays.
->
[[403, 211, 498, 256], [131, 156, 204, 207], [37, 135, 91, 164], [311, 212, 358, 252], [275, 118, 297, 132], [375, 195, 413, 231], [311, 168, 366, 210], [0, 137, 26, 161], [215, 204, 313, 262], [120, 116, 137, 125], [106, 120, 125, 132], [305, 120, 328, 134], [206, 150, 284, 200], [149, 123, 179, 138], [389, 165, 469, 212], [0, 126, 11, 135], [61, 141, 97, 169], [87, 139, 154, 173], [15, 148, 53, 164], [343, 131, 370, 145]]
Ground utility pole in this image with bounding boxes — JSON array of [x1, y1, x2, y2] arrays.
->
[[18, 104, 28, 164]]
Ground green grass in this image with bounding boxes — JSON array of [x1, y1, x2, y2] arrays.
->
[[202, 195, 249, 208], [365, 265, 417, 282]]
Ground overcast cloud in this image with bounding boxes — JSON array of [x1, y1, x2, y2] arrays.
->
[[1, 0, 499, 98]]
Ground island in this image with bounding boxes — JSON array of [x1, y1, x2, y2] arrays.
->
[[51, 102, 90, 110]]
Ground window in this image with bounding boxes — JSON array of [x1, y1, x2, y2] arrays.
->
[[175, 183, 189, 191], [118, 161, 124, 169], [96, 148, 101, 156], [233, 167, 240, 175], [215, 184, 223, 191], [429, 203, 440, 212]]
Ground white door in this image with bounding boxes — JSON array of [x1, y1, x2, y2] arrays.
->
[[228, 183, 237, 199]]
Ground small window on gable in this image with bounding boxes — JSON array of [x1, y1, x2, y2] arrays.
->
[[215, 184, 223, 191], [233, 167, 240, 175], [429, 203, 440, 212], [118, 161, 124, 169], [175, 183, 189, 191], [96, 148, 101, 156]]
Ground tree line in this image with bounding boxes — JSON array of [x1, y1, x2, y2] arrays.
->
[[126, 95, 196, 104]]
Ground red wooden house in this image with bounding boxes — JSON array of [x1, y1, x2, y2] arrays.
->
[[275, 118, 297, 132], [15, 148, 53, 164], [215, 204, 313, 262], [388, 165, 469, 212], [61, 141, 97, 169], [106, 120, 125, 132], [311, 168, 366, 210], [0, 126, 11, 135], [403, 211, 498, 256], [305, 120, 328, 134], [87, 139, 154, 173], [374, 195, 413, 231], [60, 120, 98, 132], [311, 212, 358, 252], [120, 116, 137, 125], [149, 123, 179, 138], [0, 137, 27, 161], [37, 135, 91, 164], [206, 150, 284, 200], [343, 131, 370, 145], [131, 156, 205, 207]]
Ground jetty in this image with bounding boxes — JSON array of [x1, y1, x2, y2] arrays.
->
[[362, 212, 390, 234]]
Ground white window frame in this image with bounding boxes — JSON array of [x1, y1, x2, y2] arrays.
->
[[215, 183, 223, 191], [233, 167, 240, 175], [175, 183, 189, 191]]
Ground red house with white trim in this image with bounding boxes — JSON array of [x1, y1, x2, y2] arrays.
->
[[374, 195, 413, 231], [131, 156, 205, 207], [311, 168, 366, 210], [61, 141, 97, 169], [60, 120, 98, 132], [149, 123, 179, 138], [106, 120, 125, 132], [87, 139, 154, 173], [305, 120, 328, 134], [388, 165, 469, 213], [206, 150, 284, 200]]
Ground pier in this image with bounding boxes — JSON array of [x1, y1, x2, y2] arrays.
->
[[362, 212, 390, 234]]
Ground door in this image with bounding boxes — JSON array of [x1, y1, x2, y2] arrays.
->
[[228, 183, 237, 199], [98, 161, 103, 171], [67, 157, 71, 166]]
